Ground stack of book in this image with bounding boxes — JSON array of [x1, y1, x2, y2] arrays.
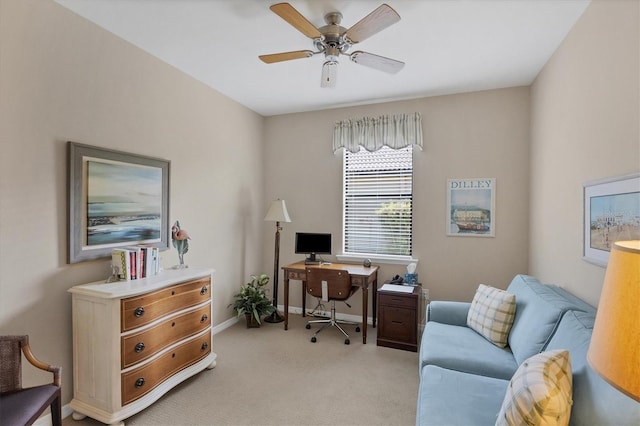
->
[[111, 246, 160, 281]]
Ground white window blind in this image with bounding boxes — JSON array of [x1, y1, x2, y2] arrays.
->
[[343, 146, 413, 257]]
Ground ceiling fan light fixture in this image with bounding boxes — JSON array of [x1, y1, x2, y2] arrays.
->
[[260, 3, 403, 87], [321, 60, 338, 88]]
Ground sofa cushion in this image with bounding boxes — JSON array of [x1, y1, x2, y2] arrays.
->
[[417, 365, 509, 426], [506, 275, 588, 365], [546, 311, 640, 425], [467, 284, 516, 348], [546, 285, 596, 316], [419, 321, 519, 380], [496, 349, 573, 426]]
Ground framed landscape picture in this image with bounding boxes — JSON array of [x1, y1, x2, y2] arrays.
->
[[68, 142, 170, 263], [583, 173, 640, 267], [447, 178, 496, 237]]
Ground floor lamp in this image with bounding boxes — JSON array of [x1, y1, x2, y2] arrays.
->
[[263, 199, 291, 323]]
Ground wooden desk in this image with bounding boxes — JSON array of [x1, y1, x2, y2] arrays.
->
[[282, 261, 379, 344]]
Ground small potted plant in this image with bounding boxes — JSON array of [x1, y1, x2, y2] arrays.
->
[[230, 274, 275, 328]]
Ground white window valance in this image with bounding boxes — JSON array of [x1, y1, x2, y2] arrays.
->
[[333, 112, 423, 153]]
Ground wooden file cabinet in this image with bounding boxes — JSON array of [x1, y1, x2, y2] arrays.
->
[[376, 286, 419, 352], [68, 268, 216, 425]]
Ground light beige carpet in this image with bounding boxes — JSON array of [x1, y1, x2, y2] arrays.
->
[[63, 314, 419, 426]]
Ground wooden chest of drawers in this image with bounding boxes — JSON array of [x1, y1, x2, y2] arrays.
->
[[69, 268, 216, 425], [376, 286, 419, 352]]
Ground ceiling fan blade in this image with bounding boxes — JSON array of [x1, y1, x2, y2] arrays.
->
[[344, 4, 400, 44], [350, 51, 404, 74], [259, 50, 315, 64], [269, 3, 322, 39]]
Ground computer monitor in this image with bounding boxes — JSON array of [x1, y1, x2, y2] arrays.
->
[[295, 232, 331, 264]]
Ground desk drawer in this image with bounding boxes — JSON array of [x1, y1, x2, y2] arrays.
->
[[121, 303, 211, 368], [121, 278, 211, 332], [351, 276, 364, 286], [121, 332, 211, 405], [378, 305, 417, 343], [378, 292, 418, 309], [287, 271, 305, 280]]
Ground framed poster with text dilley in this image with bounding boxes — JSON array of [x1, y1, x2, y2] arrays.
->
[[446, 178, 496, 237]]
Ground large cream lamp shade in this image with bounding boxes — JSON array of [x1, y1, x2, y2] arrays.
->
[[587, 240, 640, 402]]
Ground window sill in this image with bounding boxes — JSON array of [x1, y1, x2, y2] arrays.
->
[[336, 253, 419, 266]]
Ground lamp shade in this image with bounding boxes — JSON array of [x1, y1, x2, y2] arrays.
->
[[587, 240, 640, 402], [264, 199, 291, 223]]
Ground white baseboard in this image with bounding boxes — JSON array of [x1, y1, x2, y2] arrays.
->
[[212, 315, 239, 334], [34, 405, 74, 426]]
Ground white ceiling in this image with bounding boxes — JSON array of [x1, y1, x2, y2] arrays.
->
[[54, 0, 591, 117]]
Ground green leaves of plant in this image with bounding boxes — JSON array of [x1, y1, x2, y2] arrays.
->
[[230, 274, 275, 324]]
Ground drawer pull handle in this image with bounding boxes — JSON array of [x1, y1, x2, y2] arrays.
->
[[200, 286, 208, 295], [134, 342, 145, 353], [134, 307, 145, 318], [392, 320, 403, 324], [201, 342, 208, 350], [135, 378, 145, 388], [201, 314, 208, 323]]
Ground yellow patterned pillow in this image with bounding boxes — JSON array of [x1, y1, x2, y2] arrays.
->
[[467, 284, 516, 347], [496, 349, 573, 426]]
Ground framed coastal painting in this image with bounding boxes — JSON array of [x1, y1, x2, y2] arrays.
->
[[68, 142, 170, 263], [583, 173, 640, 267], [447, 178, 496, 237]]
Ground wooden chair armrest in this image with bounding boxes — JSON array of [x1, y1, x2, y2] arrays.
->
[[21, 341, 61, 387]]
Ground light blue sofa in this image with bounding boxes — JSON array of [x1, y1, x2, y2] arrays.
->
[[416, 275, 640, 426]]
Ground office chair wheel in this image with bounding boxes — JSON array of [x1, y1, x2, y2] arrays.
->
[[344, 338, 350, 345], [355, 326, 360, 332], [305, 324, 311, 329], [311, 336, 317, 343]]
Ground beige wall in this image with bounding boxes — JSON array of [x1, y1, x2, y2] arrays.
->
[[263, 87, 531, 313], [529, 0, 639, 306], [1, 0, 637, 413], [0, 0, 265, 403]]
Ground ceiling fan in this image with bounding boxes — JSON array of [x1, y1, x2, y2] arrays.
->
[[259, 2, 404, 88]]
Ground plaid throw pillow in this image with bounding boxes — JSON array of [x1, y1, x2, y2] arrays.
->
[[495, 349, 573, 426], [466, 284, 516, 347]]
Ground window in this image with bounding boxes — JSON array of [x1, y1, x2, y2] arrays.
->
[[343, 146, 413, 257]]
